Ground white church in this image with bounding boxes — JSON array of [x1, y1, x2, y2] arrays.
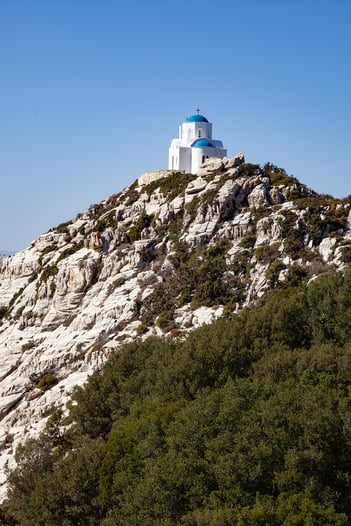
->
[[168, 110, 227, 174]]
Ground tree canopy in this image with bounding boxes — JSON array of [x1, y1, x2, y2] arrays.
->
[[4, 269, 351, 525]]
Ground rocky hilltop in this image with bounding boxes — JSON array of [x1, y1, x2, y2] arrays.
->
[[0, 154, 351, 497]]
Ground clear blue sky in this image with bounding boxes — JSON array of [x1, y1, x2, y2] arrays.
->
[[1, 0, 350, 252]]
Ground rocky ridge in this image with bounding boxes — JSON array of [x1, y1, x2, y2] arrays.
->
[[0, 153, 351, 498]]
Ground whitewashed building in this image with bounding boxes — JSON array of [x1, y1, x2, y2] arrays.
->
[[168, 111, 227, 174]]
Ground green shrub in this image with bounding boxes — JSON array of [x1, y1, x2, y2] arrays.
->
[[185, 196, 201, 220], [283, 264, 309, 287], [255, 242, 280, 264], [55, 220, 72, 234], [157, 311, 176, 332], [144, 171, 195, 200], [231, 250, 252, 276], [107, 277, 126, 295], [219, 205, 236, 222], [9, 270, 351, 524], [36, 373, 58, 391], [56, 242, 84, 264], [95, 211, 118, 232], [123, 182, 140, 206], [278, 210, 306, 259], [340, 246, 351, 264], [40, 265, 59, 282], [269, 172, 299, 187], [263, 163, 300, 187], [38, 245, 56, 264], [265, 260, 286, 287], [238, 233, 256, 249], [7, 288, 25, 312], [21, 340, 36, 352], [126, 213, 154, 243], [237, 163, 261, 177], [141, 285, 175, 326]]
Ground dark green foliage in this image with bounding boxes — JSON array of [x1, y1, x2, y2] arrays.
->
[[38, 244, 56, 264], [139, 240, 244, 317], [40, 264, 59, 283], [56, 242, 84, 263], [95, 210, 118, 232], [36, 373, 58, 391], [293, 198, 349, 245], [254, 242, 280, 264], [340, 245, 351, 263], [0, 306, 7, 320], [308, 208, 346, 243], [238, 232, 256, 249], [104, 192, 122, 209], [219, 205, 236, 222], [265, 260, 286, 287], [8, 288, 24, 311], [185, 195, 201, 220], [3, 288, 26, 319], [141, 285, 176, 331], [0, 505, 17, 526], [237, 163, 262, 177], [126, 212, 154, 243], [144, 171, 195, 200], [278, 210, 306, 259], [263, 162, 301, 189], [283, 263, 309, 288], [231, 250, 251, 277], [7, 269, 351, 524], [168, 240, 239, 309], [54, 220, 72, 234], [6, 437, 102, 526]]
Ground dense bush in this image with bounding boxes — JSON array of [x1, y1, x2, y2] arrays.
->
[[39, 264, 59, 283], [145, 171, 195, 200], [263, 162, 301, 188], [278, 210, 306, 259], [254, 242, 280, 264], [5, 269, 351, 524], [238, 232, 256, 249], [36, 373, 58, 391], [95, 210, 118, 232], [265, 260, 286, 287], [237, 163, 262, 177], [126, 212, 154, 243]]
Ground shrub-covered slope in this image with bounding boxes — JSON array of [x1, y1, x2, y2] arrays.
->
[[3, 269, 351, 524], [1, 154, 351, 500]]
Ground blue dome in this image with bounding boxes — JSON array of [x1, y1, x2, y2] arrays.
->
[[186, 114, 209, 123], [191, 138, 214, 148]]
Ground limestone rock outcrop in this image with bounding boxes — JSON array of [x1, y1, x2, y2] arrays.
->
[[0, 155, 350, 499]]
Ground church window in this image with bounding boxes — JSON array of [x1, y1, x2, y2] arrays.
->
[[202, 155, 205, 163], [198, 128, 202, 137]]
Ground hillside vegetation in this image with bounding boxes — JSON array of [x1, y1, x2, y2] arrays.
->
[[3, 268, 351, 525], [2, 156, 351, 496]]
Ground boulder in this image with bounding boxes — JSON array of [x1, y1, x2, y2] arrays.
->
[[248, 184, 269, 209], [223, 152, 245, 169], [197, 158, 224, 176]]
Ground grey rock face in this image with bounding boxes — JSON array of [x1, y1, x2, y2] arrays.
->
[[0, 155, 349, 499]]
